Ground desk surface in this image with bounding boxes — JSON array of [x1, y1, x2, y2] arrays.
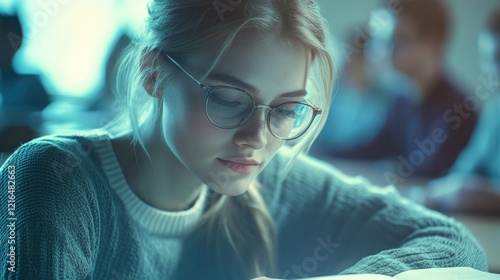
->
[[451, 214, 500, 273]]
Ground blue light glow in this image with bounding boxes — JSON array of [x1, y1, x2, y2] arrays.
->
[[5, 0, 149, 98]]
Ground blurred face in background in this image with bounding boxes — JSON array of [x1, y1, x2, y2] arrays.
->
[[391, 17, 439, 86]]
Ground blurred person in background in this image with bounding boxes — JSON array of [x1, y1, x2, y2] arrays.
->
[[338, 0, 478, 179], [88, 32, 131, 112], [0, 13, 51, 152], [426, 9, 500, 216], [310, 29, 396, 159], [87, 32, 132, 125]]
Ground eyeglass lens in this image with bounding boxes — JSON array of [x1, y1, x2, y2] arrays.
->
[[205, 87, 314, 139]]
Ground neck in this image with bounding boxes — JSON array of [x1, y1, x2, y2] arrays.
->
[[416, 61, 441, 96], [112, 124, 204, 211]]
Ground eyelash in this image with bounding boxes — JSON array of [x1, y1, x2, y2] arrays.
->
[[275, 108, 298, 119], [211, 95, 242, 108]]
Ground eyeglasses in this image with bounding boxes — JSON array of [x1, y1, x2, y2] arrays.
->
[[162, 52, 322, 140]]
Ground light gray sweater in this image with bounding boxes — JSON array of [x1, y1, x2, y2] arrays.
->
[[0, 130, 487, 279]]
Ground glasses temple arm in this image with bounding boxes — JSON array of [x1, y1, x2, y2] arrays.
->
[[163, 52, 204, 88]]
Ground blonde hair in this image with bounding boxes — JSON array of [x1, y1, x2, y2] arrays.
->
[[107, 0, 334, 278]]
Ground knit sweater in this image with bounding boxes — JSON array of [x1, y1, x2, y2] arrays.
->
[[0, 130, 487, 279]]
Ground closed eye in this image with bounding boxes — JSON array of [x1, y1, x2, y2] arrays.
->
[[274, 108, 298, 119], [211, 95, 242, 108]]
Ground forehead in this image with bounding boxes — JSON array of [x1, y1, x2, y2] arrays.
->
[[183, 30, 311, 100], [215, 30, 309, 71]]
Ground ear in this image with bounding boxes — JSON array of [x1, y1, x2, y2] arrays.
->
[[140, 49, 164, 98]]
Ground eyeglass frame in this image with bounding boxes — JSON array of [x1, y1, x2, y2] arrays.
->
[[161, 51, 322, 140]]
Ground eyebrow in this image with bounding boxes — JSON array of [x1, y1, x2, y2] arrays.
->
[[206, 73, 307, 98]]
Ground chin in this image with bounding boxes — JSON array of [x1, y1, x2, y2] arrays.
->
[[203, 166, 257, 196], [206, 180, 251, 197]]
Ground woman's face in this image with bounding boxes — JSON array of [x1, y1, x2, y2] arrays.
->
[[160, 31, 311, 196]]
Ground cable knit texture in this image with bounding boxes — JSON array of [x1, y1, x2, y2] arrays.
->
[[0, 130, 488, 279]]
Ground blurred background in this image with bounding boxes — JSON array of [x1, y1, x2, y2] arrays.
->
[[0, 0, 499, 273]]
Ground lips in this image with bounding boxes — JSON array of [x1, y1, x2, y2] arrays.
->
[[221, 158, 260, 165], [218, 158, 261, 174]]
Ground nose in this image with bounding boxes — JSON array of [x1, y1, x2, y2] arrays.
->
[[233, 108, 268, 150]]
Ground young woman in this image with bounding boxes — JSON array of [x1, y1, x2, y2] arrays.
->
[[0, 0, 487, 279]]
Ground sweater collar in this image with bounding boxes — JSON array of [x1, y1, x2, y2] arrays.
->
[[90, 130, 208, 237]]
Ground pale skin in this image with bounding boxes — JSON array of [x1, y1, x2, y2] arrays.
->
[[110, 31, 311, 212]]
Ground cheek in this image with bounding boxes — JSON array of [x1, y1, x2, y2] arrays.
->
[[186, 111, 223, 143], [394, 48, 419, 73], [162, 94, 230, 160], [162, 85, 210, 139], [265, 137, 285, 158]]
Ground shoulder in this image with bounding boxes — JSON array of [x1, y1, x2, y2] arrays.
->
[[0, 131, 111, 278], [259, 147, 399, 214], [0, 130, 110, 219], [3, 131, 106, 181], [261, 146, 388, 189]]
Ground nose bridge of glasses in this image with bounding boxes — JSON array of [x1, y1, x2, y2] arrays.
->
[[250, 104, 274, 124], [245, 104, 271, 125], [254, 104, 273, 112]]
